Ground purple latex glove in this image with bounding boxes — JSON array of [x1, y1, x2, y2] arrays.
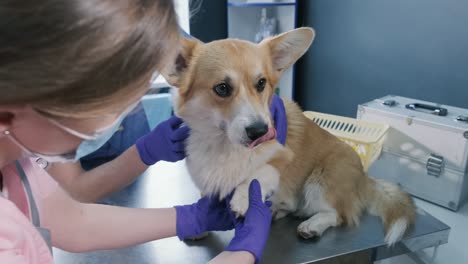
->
[[136, 115, 189, 165], [174, 195, 234, 240], [270, 95, 287, 146], [226, 180, 272, 263]]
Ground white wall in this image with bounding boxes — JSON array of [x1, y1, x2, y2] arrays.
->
[[174, 0, 190, 33]]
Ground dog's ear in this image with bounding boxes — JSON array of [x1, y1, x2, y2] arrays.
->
[[161, 37, 201, 87], [262, 27, 315, 74]]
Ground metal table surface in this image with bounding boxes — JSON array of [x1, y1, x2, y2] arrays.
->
[[54, 161, 450, 264]]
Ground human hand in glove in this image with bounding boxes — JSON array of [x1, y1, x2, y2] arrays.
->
[[136, 115, 189, 165]]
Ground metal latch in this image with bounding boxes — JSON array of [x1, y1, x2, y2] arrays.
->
[[382, 99, 397, 107], [456, 115, 468, 123], [426, 154, 444, 177]]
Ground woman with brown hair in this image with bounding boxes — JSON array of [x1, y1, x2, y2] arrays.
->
[[0, 1, 272, 263]]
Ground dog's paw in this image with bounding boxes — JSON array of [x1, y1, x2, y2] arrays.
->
[[297, 222, 320, 239], [230, 186, 249, 217], [272, 209, 289, 221]]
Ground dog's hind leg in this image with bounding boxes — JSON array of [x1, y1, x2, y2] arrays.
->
[[270, 186, 298, 220], [296, 172, 343, 239], [297, 211, 341, 239]]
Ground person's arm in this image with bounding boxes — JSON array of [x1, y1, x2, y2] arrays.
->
[[48, 146, 147, 203], [41, 179, 236, 253], [41, 179, 270, 262], [41, 186, 177, 252], [48, 115, 189, 203]]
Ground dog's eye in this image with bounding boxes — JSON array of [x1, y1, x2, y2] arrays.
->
[[213, 83, 232, 98], [256, 78, 267, 92]]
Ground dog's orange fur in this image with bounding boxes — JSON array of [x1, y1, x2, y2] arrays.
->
[[279, 99, 415, 231], [162, 27, 415, 245]]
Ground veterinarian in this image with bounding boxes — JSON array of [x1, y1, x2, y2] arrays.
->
[[0, 1, 276, 263]]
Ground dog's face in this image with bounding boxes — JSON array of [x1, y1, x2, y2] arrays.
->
[[162, 28, 315, 147]]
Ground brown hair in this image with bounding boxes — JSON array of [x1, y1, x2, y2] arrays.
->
[[0, 0, 179, 118]]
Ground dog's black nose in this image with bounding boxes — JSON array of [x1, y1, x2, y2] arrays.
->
[[245, 122, 268, 141]]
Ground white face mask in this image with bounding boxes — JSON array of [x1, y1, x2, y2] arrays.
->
[[3, 103, 137, 163]]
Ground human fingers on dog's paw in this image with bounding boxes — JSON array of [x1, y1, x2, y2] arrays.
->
[[207, 194, 223, 208], [204, 196, 221, 210], [248, 179, 263, 205], [224, 191, 234, 204]]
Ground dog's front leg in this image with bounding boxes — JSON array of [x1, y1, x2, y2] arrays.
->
[[230, 164, 280, 217]]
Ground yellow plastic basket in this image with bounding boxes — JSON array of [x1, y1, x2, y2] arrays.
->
[[303, 111, 389, 171]]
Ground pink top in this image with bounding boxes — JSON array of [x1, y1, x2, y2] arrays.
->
[[1, 158, 57, 263]]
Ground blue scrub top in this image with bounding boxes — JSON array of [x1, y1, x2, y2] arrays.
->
[[80, 103, 150, 170], [80, 29, 190, 170]]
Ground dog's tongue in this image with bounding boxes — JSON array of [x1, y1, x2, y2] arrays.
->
[[249, 127, 277, 148]]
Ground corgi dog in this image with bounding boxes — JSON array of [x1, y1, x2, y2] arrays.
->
[[161, 27, 415, 245]]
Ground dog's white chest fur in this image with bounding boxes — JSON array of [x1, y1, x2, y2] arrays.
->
[[185, 131, 260, 199], [187, 130, 284, 199]]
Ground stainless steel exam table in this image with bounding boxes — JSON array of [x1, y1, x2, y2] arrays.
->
[[54, 161, 450, 264]]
